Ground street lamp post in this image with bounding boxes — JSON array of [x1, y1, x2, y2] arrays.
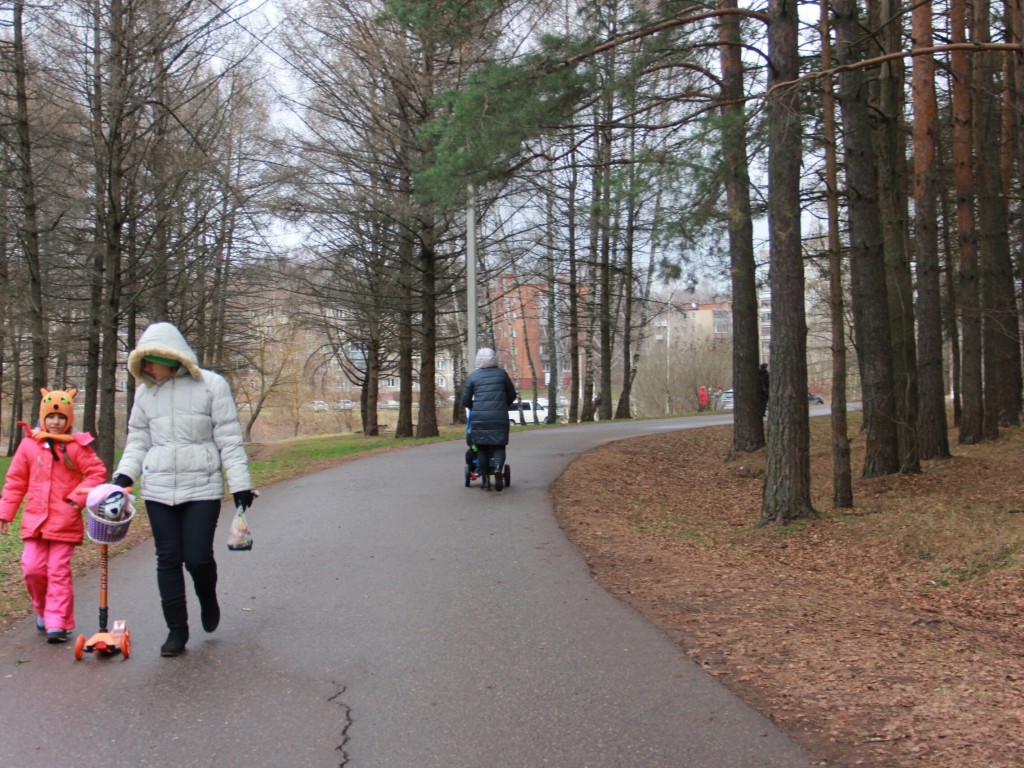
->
[[660, 319, 671, 415]]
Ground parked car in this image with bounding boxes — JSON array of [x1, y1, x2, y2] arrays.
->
[[715, 389, 735, 411], [333, 399, 354, 410], [509, 400, 546, 424], [310, 400, 329, 412], [808, 392, 825, 405]]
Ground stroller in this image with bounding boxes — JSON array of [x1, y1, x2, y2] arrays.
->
[[464, 411, 511, 491]]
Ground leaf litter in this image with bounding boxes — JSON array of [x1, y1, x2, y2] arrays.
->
[[553, 420, 1024, 768]]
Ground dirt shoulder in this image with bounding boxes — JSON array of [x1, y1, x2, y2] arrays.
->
[[552, 420, 1024, 768]]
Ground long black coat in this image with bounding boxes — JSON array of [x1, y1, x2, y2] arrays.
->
[[462, 366, 517, 447]]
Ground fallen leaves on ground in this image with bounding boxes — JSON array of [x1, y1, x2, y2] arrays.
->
[[553, 419, 1024, 768]]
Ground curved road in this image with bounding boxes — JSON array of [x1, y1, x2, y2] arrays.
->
[[0, 415, 815, 767]]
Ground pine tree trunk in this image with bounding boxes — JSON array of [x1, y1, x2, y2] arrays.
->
[[835, 0, 901, 479], [951, 0, 983, 444], [720, 0, 764, 455], [416, 223, 439, 438], [911, 0, 951, 460], [818, 0, 853, 505], [870, 0, 920, 473], [13, 2, 47, 401], [759, 0, 815, 526], [834, 0, 900, 477], [974, 0, 1019, 432]]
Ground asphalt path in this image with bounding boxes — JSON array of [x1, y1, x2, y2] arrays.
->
[[0, 414, 816, 768]]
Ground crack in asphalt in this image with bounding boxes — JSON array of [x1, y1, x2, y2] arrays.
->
[[330, 684, 352, 767]]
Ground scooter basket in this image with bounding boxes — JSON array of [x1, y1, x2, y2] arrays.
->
[[86, 504, 135, 544]]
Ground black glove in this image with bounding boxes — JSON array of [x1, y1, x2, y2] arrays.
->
[[113, 474, 133, 489], [233, 490, 256, 509]]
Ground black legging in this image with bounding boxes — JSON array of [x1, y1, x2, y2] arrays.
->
[[146, 498, 221, 601], [476, 445, 506, 481]]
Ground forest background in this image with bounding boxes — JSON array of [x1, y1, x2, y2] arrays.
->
[[0, 0, 1022, 527]]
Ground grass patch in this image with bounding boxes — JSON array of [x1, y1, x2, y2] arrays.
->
[[248, 428, 461, 487]]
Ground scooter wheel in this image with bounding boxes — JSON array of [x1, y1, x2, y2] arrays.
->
[[74, 634, 86, 660], [121, 631, 130, 659]]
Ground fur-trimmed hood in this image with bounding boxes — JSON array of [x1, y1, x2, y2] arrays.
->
[[127, 322, 203, 386]]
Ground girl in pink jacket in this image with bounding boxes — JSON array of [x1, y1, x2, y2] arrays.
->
[[0, 388, 108, 643]]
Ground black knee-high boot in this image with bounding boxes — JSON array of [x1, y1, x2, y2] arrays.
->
[[160, 597, 190, 657], [193, 566, 220, 633]]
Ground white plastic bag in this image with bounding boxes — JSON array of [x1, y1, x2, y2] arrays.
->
[[226, 508, 253, 551]]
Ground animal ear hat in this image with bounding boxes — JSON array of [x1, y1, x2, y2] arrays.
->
[[39, 387, 77, 433]]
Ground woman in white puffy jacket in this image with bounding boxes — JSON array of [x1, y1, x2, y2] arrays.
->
[[113, 322, 255, 657]]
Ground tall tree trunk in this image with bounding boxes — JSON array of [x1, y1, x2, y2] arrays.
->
[[974, 0, 1019, 432], [364, 339, 382, 436], [720, 0, 765, 455], [416, 221, 439, 438], [614, 144, 638, 421], [83, 0, 104, 438], [834, 0, 900, 477], [395, 224, 415, 439], [759, 0, 815, 525], [596, 105, 614, 422], [566, 133, 581, 424], [1001, 0, 1024, 421], [544, 177, 561, 423], [951, 0, 983, 444], [94, 0, 130, 471], [940, 183, 962, 427], [911, 0, 951, 460], [13, 2, 47, 399], [818, 0, 853, 505], [870, 0, 920, 473]]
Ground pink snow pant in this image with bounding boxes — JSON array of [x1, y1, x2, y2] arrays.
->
[[22, 538, 77, 631]]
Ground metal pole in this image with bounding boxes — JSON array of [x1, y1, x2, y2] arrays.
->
[[467, 183, 477, 368]]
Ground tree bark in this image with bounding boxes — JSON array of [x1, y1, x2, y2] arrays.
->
[[416, 220, 440, 438], [869, 0, 920, 473], [834, 0, 901, 477], [720, 0, 765, 455], [818, 0, 853, 505], [13, 2, 47, 400], [973, 0, 1019, 433], [951, 0, 984, 444], [759, 0, 815, 525], [911, 0, 951, 460]]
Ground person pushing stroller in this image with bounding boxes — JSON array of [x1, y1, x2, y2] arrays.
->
[[461, 348, 517, 492]]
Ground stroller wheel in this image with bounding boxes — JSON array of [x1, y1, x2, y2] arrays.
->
[[464, 466, 471, 487], [504, 464, 511, 488]]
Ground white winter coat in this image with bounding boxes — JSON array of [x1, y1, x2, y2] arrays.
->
[[114, 322, 252, 505]]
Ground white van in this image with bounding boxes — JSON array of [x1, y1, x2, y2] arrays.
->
[[509, 400, 546, 424]]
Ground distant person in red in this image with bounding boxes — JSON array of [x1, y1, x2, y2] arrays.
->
[[698, 385, 709, 412]]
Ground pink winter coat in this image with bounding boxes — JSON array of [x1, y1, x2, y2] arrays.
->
[[0, 424, 109, 544]]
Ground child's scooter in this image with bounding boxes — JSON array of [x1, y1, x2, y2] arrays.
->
[[74, 484, 135, 661]]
